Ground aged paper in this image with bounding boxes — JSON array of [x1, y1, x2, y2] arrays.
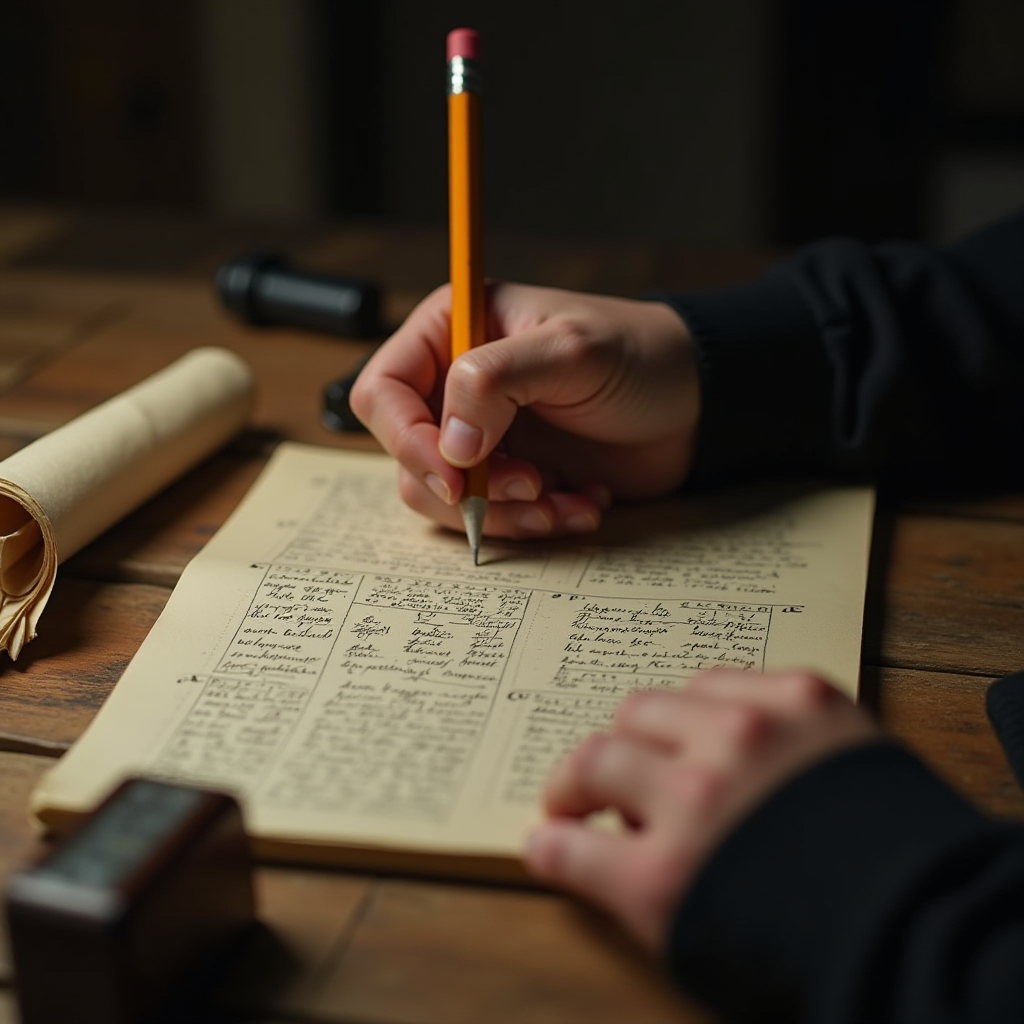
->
[[0, 347, 254, 658], [32, 443, 875, 877]]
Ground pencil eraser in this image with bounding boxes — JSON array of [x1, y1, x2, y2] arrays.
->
[[447, 28, 480, 61]]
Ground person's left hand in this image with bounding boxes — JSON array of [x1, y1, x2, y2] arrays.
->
[[524, 670, 880, 950]]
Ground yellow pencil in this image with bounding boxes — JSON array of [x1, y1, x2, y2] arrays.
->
[[447, 27, 487, 566]]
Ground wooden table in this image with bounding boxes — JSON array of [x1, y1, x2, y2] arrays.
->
[[0, 210, 1023, 1023]]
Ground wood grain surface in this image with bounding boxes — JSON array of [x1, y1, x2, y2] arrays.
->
[[310, 880, 707, 1024], [869, 514, 1024, 677], [0, 580, 169, 754]]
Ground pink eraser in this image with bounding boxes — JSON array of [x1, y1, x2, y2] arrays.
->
[[447, 28, 480, 61]]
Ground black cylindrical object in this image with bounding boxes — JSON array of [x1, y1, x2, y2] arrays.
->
[[322, 352, 374, 433], [216, 253, 382, 339]]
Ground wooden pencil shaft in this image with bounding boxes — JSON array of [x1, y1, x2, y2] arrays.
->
[[448, 86, 487, 503], [448, 90, 484, 360]]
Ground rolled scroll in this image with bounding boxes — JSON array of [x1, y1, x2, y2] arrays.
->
[[0, 347, 255, 659]]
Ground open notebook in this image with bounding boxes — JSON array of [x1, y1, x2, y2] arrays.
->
[[31, 444, 875, 881]]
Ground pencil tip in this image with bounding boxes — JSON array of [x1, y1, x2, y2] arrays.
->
[[460, 496, 487, 568]]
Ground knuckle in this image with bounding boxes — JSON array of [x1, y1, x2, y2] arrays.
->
[[408, 282, 451, 318], [721, 704, 771, 748], [446, 352, 492, 402], [389, 420, 421, 466], [550, 319, 594, 362], [783, 672, 836, 710], [592, 733, 632, 781], [688, 668, 734, 693], [668, 764, 724, 812]]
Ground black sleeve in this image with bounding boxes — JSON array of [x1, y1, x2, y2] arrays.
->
[[665, 742, 1024, 1024], [660, 211, 1024, 489]]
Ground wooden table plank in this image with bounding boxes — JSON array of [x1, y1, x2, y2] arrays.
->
[[311, 880, 707, 1024], [0, 580, 169, 754], [869, 514, 1024, 677], [0, 271, 122, 404], [901, 494, 1024, 524], [875, 666, 1024, 820], [0, 279, 379, 448], [217, 869, 373, 1021], [0, 209, 70, 265], [9, 210, 328, 279]]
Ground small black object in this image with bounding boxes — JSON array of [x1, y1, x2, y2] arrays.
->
[[322, 350, 376, 433], [5, 777, 255, 1024], [216, 252, 382, 339], [986, 670, 1024, 791]]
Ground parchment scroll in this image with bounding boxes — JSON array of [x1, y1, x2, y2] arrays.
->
[[0, 346, 255, 658]]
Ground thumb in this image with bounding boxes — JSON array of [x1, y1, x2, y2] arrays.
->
[[438, 320, 620, 468], [525, 820, 645, 932]]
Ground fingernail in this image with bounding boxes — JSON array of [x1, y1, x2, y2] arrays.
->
[[517, 509, 552, 533], [503, 477, 538, 501], [439, 417, 483, 466], [425, 473, 452, 504], [566, 512, 599, 533]]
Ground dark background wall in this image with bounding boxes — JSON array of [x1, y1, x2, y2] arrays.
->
[[1, 0, 1023, 248]]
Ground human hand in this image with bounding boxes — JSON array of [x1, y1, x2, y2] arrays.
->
[[349, 282, 699, 539], [524, 670, 880, 950]]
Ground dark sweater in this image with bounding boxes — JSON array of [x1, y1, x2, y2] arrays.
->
[[669, 211, 1024, 489], [656, 212, 1024, 1023]]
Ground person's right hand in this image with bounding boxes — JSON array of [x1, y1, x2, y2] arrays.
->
[[349, 282, 701, 539]]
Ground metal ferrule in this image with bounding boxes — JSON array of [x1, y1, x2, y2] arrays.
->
[[447, 56, 481, 95]]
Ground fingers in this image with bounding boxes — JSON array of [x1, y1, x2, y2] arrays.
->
[[684, 668, 843, 710], [354, 282, 617, 475], [609, 672, 876, 787], [350, 285, 456, 486], [525, 822, 652, 941], [438, 315, 624, 468], [614, 689, 775, 765], [527, 762, 706, 951], [397, 465, 605, 540], [614, 672, 846, 747], [543, 733, 665, 822]]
